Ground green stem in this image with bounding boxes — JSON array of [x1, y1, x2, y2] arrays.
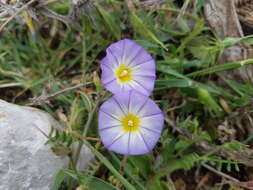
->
[[187, 58, 253, 77], [84, 141, 136, 190], [72, 91, 107, 168]]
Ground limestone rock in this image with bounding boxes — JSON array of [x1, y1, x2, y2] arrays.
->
[[0, 99, 93, 190]]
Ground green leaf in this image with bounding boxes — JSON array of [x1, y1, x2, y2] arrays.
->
[[147, 178, 164, 190], [69, 97, 85, 129], [147, 154, 200, 190], [155, 79, 193, 90], [128, 155, 151, 179], [87, 176, 121, 190], [85, 141, 136, 190], [177, 19, 204, 53], [157, 64, 235, 99], [57, 169, 121, 190], [219, 35, 253, 48], [187, 58, 253, 77], [97, 6, 121, 40], [52, 170, 69, 190], [80, 92, 93, 112], [197, 88, 222, 116], [109, 152, 147, 190], [130, 11, 166, 49]]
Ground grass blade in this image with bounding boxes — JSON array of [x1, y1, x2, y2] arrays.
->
[[97, 6, 121, 40], [187, 58, 253, 77], [130, 11, 166, 49], [85, 141, 136, 190]]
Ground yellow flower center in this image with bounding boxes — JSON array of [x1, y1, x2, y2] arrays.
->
[[116, 64, 132, 83], [121, 113, 140, 132]]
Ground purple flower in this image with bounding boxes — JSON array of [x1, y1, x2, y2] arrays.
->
[[100, 39, 156, 96], [98, 90, 164, 155]]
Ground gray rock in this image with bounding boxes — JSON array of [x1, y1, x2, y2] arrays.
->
[[0, 99, 93, 190]]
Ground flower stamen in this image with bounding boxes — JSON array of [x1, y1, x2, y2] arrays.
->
[[116, 64, 132, 83], [121, 113, 140, 132], [128, 120, 134, 126], [120, 69, 128, 77]]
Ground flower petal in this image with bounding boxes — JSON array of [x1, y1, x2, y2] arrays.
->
[[100, 39, 156, 96], [128, 132, 150, 155], [140, 113, 164, 132], [139, 127, 161, 151], [98, 91, 164, 155], [136, 97, 163, 118], [101, 61, 115, 84], [103, 78, 123, 94], [112, 91, 131, 111], [123, 40, 153, 68], [102, 50, 119, 70], [105, 132, 130, 154], [100, 97, 126, 120], [131, 75, 155, 95], [132, 59, 156, 77], [121, 39, 143, 64], [107, 39, 125, 64], [99, 126, 125, 147], [98, 109, 121, 130], [131, 55, 153, 67], [126, 90, 148, 114]]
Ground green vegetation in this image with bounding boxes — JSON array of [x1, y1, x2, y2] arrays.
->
[[1, 0, 253, 189]]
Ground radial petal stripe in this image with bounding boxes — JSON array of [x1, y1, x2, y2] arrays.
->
[[139, 130, 151, 152], [100, 109, 121, 121], [99, 125, 122, 131], [106, 132, 126, 148], [112, 96, 127, 115], [126, 46, 143, 67], [100, 38, 156, 96], [141, 112, 163, 118], [131, 58, 154, 69], [140, 125, 161, 134], [107, 48, 120, 66], [98, 91, 164, 155]]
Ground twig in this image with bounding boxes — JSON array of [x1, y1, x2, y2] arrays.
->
[[164, 116, 191, 137], [202, 163, 239, 183], [137, 0, 174, 9], [0, 82, 21, 88], [29, 82, 91, 105], [68, 130, 101, 141], [167, 100, 186, 112], [119, 155, 128, 174], [0, 68, 24, 78], [0, 0, 38, 32], [125, 0, 136, 11], [203, 163, 253, 189], [36, 0, 59, 8], [85, 137, 101, 141], [166, 174, 176, 190], [12, 88, 28, 102], [176, 0, 191, 21]]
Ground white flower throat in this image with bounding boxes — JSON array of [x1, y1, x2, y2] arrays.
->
[[127, 120, 134, 126], [120, 69, 128, 77]]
